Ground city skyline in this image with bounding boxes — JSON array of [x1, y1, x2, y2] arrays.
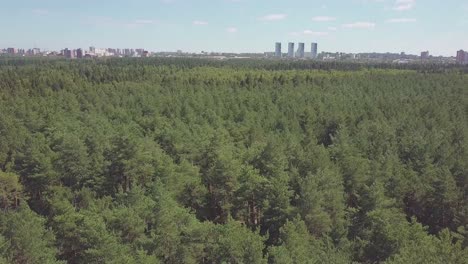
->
[[1, 0, 468, 56], [0, 44, 462, 59]]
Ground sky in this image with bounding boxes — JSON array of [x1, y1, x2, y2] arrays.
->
[[1, 0, 467, 56]]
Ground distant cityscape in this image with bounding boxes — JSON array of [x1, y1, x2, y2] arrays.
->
[[2, 47, 151, 59], [1, 44, 468, 64]]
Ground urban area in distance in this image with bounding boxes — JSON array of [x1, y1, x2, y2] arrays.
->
[[2, 43, 468, 64]]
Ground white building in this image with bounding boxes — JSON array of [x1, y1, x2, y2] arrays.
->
[[288, 42, 295, 58], [311, 43, 318, 59], [275, 42, 282, 57], [297, 43, 305, 58]]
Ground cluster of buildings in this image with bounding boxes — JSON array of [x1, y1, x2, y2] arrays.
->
[[62, 47, 150, 58], [0, 46, 150, 58], [2, 48, 42, 56], [274, 42, 318, 59], [1, 45, 468, 64], [456, 50, 468, 64], [267, 43, 468, 64]]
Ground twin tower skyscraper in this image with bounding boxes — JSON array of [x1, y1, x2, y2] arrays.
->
[[275, 42, 318, 58]]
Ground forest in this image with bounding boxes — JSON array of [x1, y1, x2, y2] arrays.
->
[[0, 58, 467, 263]]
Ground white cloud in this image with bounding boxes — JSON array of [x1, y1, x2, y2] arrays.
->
[[226, 27, 238, 33], [125, 19, 157, 29], [312, 16, 336, 22], [125, 19, 158, 28], [303, 30, 329, 36], [87, 17, 159, 29], [386, 18, 417, 23], [393, 0, 416, 11], [193, 20, 208, 25], [258, 14, 287, 21], [342, 22, 376, 29], [328, 26, 338, 31], [290, 30, 329, 36]]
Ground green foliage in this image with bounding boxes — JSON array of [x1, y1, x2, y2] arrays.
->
[[0, 58, 466, 263], [147, 181, 206, 263], [297, 169, 347, 241], [204, 219, 267, 264], [0, 205, 62, 263], [387, 229, 468, 264], [268, 217, 349, 264], [0, 171, 23, 210]]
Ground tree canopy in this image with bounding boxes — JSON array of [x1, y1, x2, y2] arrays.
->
[[0, 58, 467, 263]]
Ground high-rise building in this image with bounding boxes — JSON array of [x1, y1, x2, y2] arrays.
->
[[27, 48, 40, 55], [136, 49, 144, 56], [456, 50, 462, 62], [311, 43, 318, 59], [297, 43, 305, 58], [64, 48, 74, 59], [6, 48, 17, 54], [76, 48, 84, 59], [288, 42, 295, 58], [456, 50, 468, 64], [275, 42, 282, 57], [421, 51, 429, 60]]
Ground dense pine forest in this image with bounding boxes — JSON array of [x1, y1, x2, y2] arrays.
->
[[0, 58, 467, 263]]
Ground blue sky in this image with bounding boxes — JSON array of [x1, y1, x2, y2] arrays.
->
[[1, 0, 467, 56]]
